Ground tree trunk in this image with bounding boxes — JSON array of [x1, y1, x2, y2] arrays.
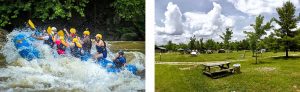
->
[[285, 36, 289, 58], [285, 48, 289, 58], [256, 52, 258, 64]]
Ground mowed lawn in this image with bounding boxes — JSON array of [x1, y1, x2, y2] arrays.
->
[[155, 51, 292, 62], [155, 51, 300, 92]]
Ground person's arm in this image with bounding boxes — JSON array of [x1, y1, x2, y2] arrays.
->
[[113, 54, 120, 61], [76, 42, 82, 48], [61, 40, 69, 47], [99, 40, 105, 46], [123, 57, 127, 66], [63, 28, 70, 37], [77, 36, 82, 44], [33, 35, 49, 40], [51, 35, 56, 42], [95, 40, 101, 46], [82, 37, 88, 44]]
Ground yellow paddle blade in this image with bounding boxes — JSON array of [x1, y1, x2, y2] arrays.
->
[[28, 19, 36, 29], [47, 26, 52, 35]]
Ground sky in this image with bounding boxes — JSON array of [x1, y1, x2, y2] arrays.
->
[[155, 0, 300, 45]]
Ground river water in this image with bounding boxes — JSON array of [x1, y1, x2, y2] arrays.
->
[[0, 28, 145, 92]]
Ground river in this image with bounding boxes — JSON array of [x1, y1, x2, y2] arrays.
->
[[0, 28, 145, 92]]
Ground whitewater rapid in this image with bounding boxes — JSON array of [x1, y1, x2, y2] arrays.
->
[[0, 28, 145, 91]]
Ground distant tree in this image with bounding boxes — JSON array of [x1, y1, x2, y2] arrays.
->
[[263, 33, 280, 52], [220, 27, 233, 51], [273, 1, 299, 58], [241, 39, 250, 50], [244, 15, 272, 64], [231, 41, 239, 51], [188, 35, 197, 50], [166, 41, 176, 51], [178, 43, 188, 49], [200, 38, 204, 52], [205, 39, 216, 50]]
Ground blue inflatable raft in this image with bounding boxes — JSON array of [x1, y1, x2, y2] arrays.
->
[[13, 34, 41, 61], [97, 59, 137, 74]]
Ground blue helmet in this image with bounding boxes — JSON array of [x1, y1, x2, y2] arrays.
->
[[118, 50, 124, 55]]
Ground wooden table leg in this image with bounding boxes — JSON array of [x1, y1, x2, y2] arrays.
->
[[227, 64, 230, 68]]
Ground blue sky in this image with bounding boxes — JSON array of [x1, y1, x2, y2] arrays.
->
[[155, 0, 300, 45]]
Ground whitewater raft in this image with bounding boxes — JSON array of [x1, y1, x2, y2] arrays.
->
[[12, 33, 137, 74]]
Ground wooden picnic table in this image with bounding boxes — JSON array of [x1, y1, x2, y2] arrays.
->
[[202, 62, 233, 78]]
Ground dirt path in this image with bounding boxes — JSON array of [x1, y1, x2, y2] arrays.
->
[[155, 60, 245, 65], [155, 54, 300, 66]]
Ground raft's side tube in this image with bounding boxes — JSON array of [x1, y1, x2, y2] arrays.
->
[[13, 34, 40, 61], [80, 52, 91, 61], [125, 64, 138, 75], [97, 58, 138, 74]]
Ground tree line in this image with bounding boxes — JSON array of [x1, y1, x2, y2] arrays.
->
[[0, 0, 145, 41], [157, 1, 300, 58]]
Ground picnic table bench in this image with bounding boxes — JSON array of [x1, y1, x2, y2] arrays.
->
[[202, 62, 234, 78]]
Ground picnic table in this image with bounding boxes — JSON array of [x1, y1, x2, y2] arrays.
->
[[202, 62, 234, 78]]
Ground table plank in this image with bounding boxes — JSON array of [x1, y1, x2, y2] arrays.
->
[[202, 62, 230, 67]]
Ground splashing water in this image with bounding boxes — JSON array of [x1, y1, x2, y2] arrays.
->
[[0, 28, 145, 91]]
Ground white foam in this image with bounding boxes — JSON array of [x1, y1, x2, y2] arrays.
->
[[0, 28, 145, 91]]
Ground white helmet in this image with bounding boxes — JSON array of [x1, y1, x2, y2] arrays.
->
[[51, 27, 57, 32]]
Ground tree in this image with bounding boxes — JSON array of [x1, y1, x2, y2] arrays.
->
[[178, 43, 188, 49], [188, 35, 197, 50], [195, 40, 200, 51], [0, 0, 89, 26], [111, 0, 145, 40], [220, 27, 233, 51], [199, 38, 204, 52], [273, 1, 299, 58], [205, 39, 216, 50], [263, 33, 280, 52], [165, 41, 176, 51], [244, 15, 272, 64]]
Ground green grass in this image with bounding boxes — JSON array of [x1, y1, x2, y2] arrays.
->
[[155, 52, 300, 92], [108, 41, 145, 53], [155, 51, 296, 62]]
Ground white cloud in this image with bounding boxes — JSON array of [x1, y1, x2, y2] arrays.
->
[[227, 0, 300, 15], [156, 2, 236, 45], [162, 2, 184, 35], [184, 2, 235, 37]]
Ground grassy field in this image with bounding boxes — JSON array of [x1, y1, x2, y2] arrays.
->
[[155, 51, 294, 62], [155, 51, 300, 92]]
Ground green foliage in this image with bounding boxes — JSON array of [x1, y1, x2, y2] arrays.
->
[[165, 41, 176, 51], [111, 0, 145, 40], [205, 39, 216, 50], [188, 35, 196, 50], [244, 15, 272, 57], [199, 38, 205, 51], [0, 0, 89, 26], [219, 27, 233, 50], [111, 0, 145, 21], [178, 43, 188, 50], [263, 33, 280, 52], [273, 1, 298, 57]]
